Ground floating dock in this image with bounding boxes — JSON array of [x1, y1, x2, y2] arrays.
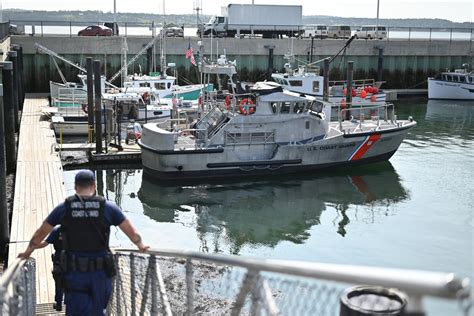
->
[[8, 96, 66, 314]]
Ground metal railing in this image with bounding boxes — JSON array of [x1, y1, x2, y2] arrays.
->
[[0, 258, 36, 315], [9, 20, 474, 42], [109, 248, 471, 316]]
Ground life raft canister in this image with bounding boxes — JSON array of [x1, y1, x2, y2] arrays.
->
[[238, 98, 255, 115]]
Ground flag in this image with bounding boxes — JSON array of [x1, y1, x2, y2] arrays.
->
[[185, 41, 193, 59], [190, 54, 197, 66]]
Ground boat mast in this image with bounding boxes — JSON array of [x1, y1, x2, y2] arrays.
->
[[160, 0, 167, 79]]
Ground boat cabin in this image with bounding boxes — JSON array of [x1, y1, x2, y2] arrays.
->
[[439, 71, 474, 83]]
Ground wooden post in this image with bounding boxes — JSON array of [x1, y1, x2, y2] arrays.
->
[[7, 51, 19, 132], [323, 58, 330, 102], [1, 61, 17, 174], [0, 84, 9, 248], [12, 45, 25, 110], [86, 58, 95, 143], [94, 60, 103, 154], [345, 61, 354, 121]]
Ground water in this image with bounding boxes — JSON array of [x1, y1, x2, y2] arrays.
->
[[63, 99, 473, 314]]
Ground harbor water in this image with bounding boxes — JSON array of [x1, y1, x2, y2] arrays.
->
[[64, 99, 473, 314]]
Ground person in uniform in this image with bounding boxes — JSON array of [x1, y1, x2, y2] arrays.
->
[[19, 169, 149, 315], [37, 226, 64, 311]]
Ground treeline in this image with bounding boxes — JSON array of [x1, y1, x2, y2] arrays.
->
[[4, 9, 472, 28]]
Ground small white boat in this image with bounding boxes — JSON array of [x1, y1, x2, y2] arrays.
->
[[428, 69, 474, 100]]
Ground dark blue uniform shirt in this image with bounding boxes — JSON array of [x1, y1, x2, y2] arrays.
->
[[46, 198, 126, 257]]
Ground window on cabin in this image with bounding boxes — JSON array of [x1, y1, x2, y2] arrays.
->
[[280, 102, 291, 114], [289, 80, 303, 87], [139, 82, 151, 87], [271, 102, 278, 114], [313, 81, 320, 93], [459, 76, 466, 83], [447, 75, 452, 81], [293, 102, 306, 114], [167, 82, 172, 89], [154, 82, 167, 89], [310, 100, 324, 113]]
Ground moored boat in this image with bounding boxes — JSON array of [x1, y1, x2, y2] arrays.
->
[[428, 68, 474, 100], [139, 82, 416, 179]]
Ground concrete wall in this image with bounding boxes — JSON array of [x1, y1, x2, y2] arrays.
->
[[11, 35, 474, 92]]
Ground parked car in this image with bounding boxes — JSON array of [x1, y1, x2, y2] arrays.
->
[[9, 24, 25, 35], [327, 25, 351, 39], [303, 25, 327, 38], [78, 25, 113, 36], [161, 23, 184, 37], [103, 22, 119, 35], [355, 26, 387, 39]]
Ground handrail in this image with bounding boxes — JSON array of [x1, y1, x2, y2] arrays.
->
[[112, 248, 470, 300], [0, 258, 25, 288]]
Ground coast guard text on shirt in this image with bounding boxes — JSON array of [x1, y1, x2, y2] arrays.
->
[[70, 201, 101, 218]]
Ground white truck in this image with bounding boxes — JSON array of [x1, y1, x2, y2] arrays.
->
[[198, 4, 303, 38]]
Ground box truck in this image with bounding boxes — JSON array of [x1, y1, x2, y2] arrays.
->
[[198, 4, 303, 38]]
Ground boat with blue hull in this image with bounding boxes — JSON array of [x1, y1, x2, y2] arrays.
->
[[139, 82, 416, 179]]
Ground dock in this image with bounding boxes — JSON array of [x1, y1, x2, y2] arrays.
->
[[8, 96, 66, 314]]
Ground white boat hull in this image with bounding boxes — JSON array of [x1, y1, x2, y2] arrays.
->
[[428, 78, 474, 100]]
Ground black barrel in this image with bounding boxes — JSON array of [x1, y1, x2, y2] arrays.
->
[[340, 285, 407, 316]]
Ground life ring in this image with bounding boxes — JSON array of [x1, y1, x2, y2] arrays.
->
[[224, 95, 231, 110], [82, 103, 88, 113], [238, 98, 255, 115]]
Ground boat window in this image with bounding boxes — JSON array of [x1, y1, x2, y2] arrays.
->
[[271, 102, 278, 114], [310, 100, 324, 113], [312, 81, 320, 93], [469, 76, 474, 83], [139, 82, 151, 87], [293, 102, 306, 114], [459, 76, 466, 83], [289, 80, 303, 87], [167, 82, 172, 89], [280, 102, 291, 114], [154, 82, 167, 90], [283, 79, 289, 86], [446, 75, 453, 81]]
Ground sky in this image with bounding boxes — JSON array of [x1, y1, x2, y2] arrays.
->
[[2, 0, 473, 23]]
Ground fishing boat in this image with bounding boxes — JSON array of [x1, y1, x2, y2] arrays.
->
[[427, 68, 474, 100], [139, 81, 416, 179]]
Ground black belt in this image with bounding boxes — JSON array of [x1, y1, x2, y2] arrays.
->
[[68, 256, 105, 273]]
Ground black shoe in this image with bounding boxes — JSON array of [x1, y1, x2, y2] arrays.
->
[[53, 302, 62, 312]]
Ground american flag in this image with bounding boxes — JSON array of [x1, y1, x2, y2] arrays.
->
[[190, 54, 197, 66], [185, 41, 193, 59]]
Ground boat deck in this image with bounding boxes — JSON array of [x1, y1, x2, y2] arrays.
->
[[8, 96, 66, 313]]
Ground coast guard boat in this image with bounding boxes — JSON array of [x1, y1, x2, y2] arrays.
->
[[139, 82, 416, 179]]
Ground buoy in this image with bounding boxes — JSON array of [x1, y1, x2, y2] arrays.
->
[[361, 89, 367, 99], [352, 88, 357, 97], [343, 88, 348, 96], [370, 95, 377, 102]]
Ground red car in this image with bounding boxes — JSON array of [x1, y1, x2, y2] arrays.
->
[[78, 25, 113, 36]]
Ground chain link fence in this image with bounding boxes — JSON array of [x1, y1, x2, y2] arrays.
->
[[0, 258, 36, 315], [109, 250, 472, 316]]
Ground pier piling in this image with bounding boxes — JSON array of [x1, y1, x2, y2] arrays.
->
[[0, 84, 9, 249], [346, 61, 354, 121], [1, 61, 17, 174], [377, 47, 384, 82], [7, 51, 19, 132], [323, 58, 330, 102], [86, 57, 95, 143], [94, 60, 103, 154], [12, 45, 25, 110]]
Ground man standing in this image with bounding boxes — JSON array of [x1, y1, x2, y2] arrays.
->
[[19, 169, 149, 315]]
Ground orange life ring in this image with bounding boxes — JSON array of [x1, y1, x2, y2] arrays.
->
[[224, 95, 231, 110], [238, 98, 255, 115], [82, 103, 88, 113]]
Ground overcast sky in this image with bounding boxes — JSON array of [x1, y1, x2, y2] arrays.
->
[[2, 0, 473, 23]]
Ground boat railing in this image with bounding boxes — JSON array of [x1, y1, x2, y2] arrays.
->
[[337, 103, 397, 132], [107, 248, 471, 316], [0, 258, 36, 315], [330, 79, 377, 89]]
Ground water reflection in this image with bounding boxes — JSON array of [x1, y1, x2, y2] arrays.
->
[[137, 162, 409, 254]]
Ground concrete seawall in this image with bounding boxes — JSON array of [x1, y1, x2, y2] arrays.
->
[[11, 35, 474, 92]]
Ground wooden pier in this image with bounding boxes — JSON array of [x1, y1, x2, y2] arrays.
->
[[8, 96, 66, 314]]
